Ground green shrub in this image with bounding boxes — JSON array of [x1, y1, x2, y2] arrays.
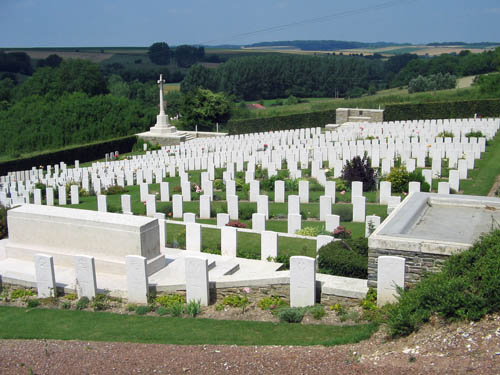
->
[[75, 296, 90, 310], [332, 204, 353, 222], [387, 229, 500, 338], [64, 293, 78, 301], [169, 301, 185, 317], [465, 131, 484, 138], [385, 166, 410, 193], [213, 179, 224, 190], [408, 170, 430, 192], [159, 202, 173, 216], [26, 299, 41, 308], [61, 301, 71, 310], [276, 254, 291, 270], [156, 306, 168, 316], [91, 294, 110, 311], [222, 294, 248, 308], [296, 226, 321, 237], [360, 288, 378, 311], [103, 186, 128, 195], [309, 305, 326, 320], [278, 307, 305, 323], [257, 295, 287, 310], [0, 204, 8, 239], [284, 179, 298, 191], [342, 156, 376, 192], [185, 300, 202, 317], [155, 294, 186, 308], [10, 288, 35, 300], [126, 303, 137, 312], [436, 131, 455, 138], [135, 305, 149, 315], [238, 205, 256, 220], [318, 238, 368, 278]]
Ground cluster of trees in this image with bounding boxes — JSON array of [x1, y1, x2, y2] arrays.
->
[[408, 73, 456, 93], [392, 49, 500, 86], [0, 51, 32, 75], [181, 54, 387, 100], [180, 48, 500, 101], [148, 42, 205, 68], [0, 59, 156, 158]]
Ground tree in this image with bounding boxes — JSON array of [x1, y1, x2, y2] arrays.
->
[[180, 88, 231, 131], [180, 64, 216, 93], [174, 45, 204, 68], [37, 54, 63, 68], [148, 42, 172, 65]]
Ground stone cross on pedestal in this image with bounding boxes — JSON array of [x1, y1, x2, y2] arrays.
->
[[157, 74, 166, 116]]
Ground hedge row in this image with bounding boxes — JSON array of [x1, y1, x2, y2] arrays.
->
[[384, 98, 500, 121], [225, 109, 336, 135], [0, 135, 137, 175]]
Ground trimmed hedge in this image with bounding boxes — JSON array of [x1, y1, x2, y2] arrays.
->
[[384, 98, 500, 121], [317, 238, 368, 279], [0, 135, 137, 175], [225, 109, 336, 135]]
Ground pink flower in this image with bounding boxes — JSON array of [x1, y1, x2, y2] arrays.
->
[[243, 287, 251, 294], [340, 190, 346, 195], [403, 192, 408, 196]]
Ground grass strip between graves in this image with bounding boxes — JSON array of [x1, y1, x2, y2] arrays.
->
[[461, 131, 500, 196], [0, 306, 378, 347]]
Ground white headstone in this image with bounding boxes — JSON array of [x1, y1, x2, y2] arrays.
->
[[316, 235, 334, 252], [58, 186, 66, 206], [183, 212, 196, 223], [257, 195, 269, 219], [288, 213, 302, 234], [126, 255, 148, 304], [172, 194, 183, 218], [46, 187, 54, 206], [377, 256, 405, 306], [70, 185, 79, 205], [274, 180, 285, 203], [365, 215, 381, 237], [252, 213, 266, 232], [160, 182, 170, 202], [185, 257, 209, 306], [221, 226, 238, 257], [97, 194, 107, 213], [379, 181, 391, 205], [290, 256, 316, 307], [154, 213, 166, 247], [121, 194, 132, 214], [352, 196, 366, 222], [288, 195, 300, 215], [325, 214, 340, 232], [438, 181, 450, 195], [74, 255, 97, 299], [217, 213, 230, 227], [34, 188, 42, 205], [319, 196, 332, 221], [298, 180, 309, 203], [146, 194, 156, 217], [199, 195, 211, 219], [261, 230, 278, 261], [408, 181, 420, 195], [186, 223, 202, 252], [227, 195, 239, 220], [34, 254, 56, 298]]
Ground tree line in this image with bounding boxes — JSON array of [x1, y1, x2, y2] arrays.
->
[[180, 49, 500, 101]]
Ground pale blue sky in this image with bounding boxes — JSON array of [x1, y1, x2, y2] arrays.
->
[[1, 0, 499, 47]]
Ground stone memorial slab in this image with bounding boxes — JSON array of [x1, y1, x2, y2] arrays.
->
[[200, 195, 211, 219], [46, 188, 54, 206], [160, 182, 170, 202], [70, 185, 79, 205], [97, 194, 107, 213], [319, 196, 332, 221], [288, 195, 300, 215], [146, 194, 156, 217], [325, 214, 340, 232], [316, 235, 334, 252], [227, 195, 239, 220], [217, 213, 230, 227], [288, 213, 302, 234], [58, 186, 66, 206], [252, 213, 266, 232], [172, 194, 183, 218], [274, 180, 285, 203], [352, 196, 366, 222], [299, 180, 309, 203]]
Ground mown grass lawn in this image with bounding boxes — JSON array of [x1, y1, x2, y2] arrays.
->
[[0, 306, 378, 347]]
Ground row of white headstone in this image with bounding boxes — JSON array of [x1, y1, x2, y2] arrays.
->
[[32, 251, 403, 307]]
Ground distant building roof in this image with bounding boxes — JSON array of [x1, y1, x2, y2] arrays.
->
[[247, 103, 266, 110]]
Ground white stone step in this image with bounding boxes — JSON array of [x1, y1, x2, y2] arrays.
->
[[209, 261, 240, 280]]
